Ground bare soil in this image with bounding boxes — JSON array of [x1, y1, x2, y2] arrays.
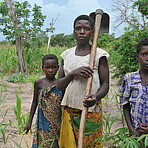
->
[[0, 70, 123, 148]]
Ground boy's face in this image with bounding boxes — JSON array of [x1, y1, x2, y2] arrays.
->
[[73, 20, 93, 44], [137, 45, 148, 71], [42, 59, 59, 79]]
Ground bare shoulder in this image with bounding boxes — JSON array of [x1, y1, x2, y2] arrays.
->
[[34, 77, 45, 89], [99, 56, 108, 65], [34, 78, 41, 85]]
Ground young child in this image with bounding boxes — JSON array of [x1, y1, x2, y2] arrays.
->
[[120, 38, 148, 137], [57, 15, 110, 147], [24, 54, 62, 148]]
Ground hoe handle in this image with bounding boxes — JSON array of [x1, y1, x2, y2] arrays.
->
[[78, 9, 103, 148]]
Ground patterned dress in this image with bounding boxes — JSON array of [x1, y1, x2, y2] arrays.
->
[[32, 86, 62, 148]]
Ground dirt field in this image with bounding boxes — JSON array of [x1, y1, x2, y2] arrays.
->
[[0, 70, 123, 148]]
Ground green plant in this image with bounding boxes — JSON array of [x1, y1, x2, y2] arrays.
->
[[25, 74, 40, 84], [103, 113, 119, 135], [38, 139, 55, 148], [8, 73, 27, 83], [15, 85, 23, 94], [12, 138, 55, 148], [109, 28, 147, 79], [96, 109, 148, 148], [1, 82, 8, 91], [0, 84, 12, 145], [12, 94, 30, 134], [0, 45, 17, 74], [0, 44, 66, 74], [50, 33, 76, 47], [0, 109, 12, 145], [11, 140, 23, 148], [137, 134, 148, 147]]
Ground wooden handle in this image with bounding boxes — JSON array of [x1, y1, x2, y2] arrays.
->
[[78, 9, 103, 148]]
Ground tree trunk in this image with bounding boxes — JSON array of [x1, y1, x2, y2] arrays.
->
[[16, 36, 27, 74], [5, 0, 26, 74]]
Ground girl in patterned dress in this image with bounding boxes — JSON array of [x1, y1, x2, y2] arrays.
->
[[57, 15, 109, 148], [120, 38, 148, 136], [24, 54, 62, 148]]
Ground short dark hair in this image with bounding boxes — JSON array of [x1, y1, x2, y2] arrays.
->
[[73, 15, 94, 30], [137, 38, 148, 54], [42, 54, 58, 66]]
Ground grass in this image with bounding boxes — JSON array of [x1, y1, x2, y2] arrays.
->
[[0, 44, 66, 75]]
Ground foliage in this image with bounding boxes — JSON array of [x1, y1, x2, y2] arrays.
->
[[0, 44, 17, 74], [0, 109, 12, 145], [112, 0, 147, 30], [50, 33, 76, 47], [8, 73, 27, 83], [100, 91, 148, 148], [0, 1, 49, 49], [12, 137, 55, 148], [109, 27, 147, 79], [38, 139, 55, 148], [12, 94, 30, 134], [26, 74, 40, 84], [0, 80, 12, 145], [132, 0, 148, 17], [97, 109, 148, 147], [109, 0, 148, 79], [97, 33, 115, 49], [0, 44, 65, 75], [103, 113, 119, 135], [50, 33, 115, 49]]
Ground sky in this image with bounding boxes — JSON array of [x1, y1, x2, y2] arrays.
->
[[0, 0, 125, 41]]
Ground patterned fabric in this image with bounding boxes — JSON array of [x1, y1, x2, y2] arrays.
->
[[120, 70, 148, 129], [59, 100, 103, 148], [32, 87, 62, 148], [61, 47, 110, 112]]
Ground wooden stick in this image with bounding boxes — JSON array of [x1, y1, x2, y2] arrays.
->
[[78, 9, 104, 148]]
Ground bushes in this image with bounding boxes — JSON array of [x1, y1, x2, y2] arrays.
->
[[50, 33, 76, 48], [109, 27, 147, 79], [0, 45, 65, 75]]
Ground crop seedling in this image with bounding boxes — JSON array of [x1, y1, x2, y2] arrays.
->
[[12, 94, 30, 134]]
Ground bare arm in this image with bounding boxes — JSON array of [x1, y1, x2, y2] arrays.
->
[[95, 56, 109, 99], [58, 59, 65, 79], [57, 59, 74, 90], [24, 80, 39, 133], [57, 58, 93, 90], [123, 103, 140, 136], [83, 56, 109, 107]]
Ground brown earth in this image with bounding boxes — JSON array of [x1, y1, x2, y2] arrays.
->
[[0, 70, 124, 148]]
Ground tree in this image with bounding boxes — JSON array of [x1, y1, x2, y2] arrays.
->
[[0, 1, 48, 74], [97, 33, 115, 49], [112, 0, 148, 30], [109, 0, 148, 79], [47, 14, 59, 52], [50, 33, 76, 47], [2, 0, 26, 74]]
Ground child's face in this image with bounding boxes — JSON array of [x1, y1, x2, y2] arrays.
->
[[42, 59, 59, 79], [137, 45, 148, 71], [73, 20, 93, 44]]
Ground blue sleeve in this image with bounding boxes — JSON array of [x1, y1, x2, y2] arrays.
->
[[120, 75, 131, 106]]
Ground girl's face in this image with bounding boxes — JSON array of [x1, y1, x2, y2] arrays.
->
[[73, 20, 93, 45], [137, 45, 148, 71], [42, 59, 59, 79]]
